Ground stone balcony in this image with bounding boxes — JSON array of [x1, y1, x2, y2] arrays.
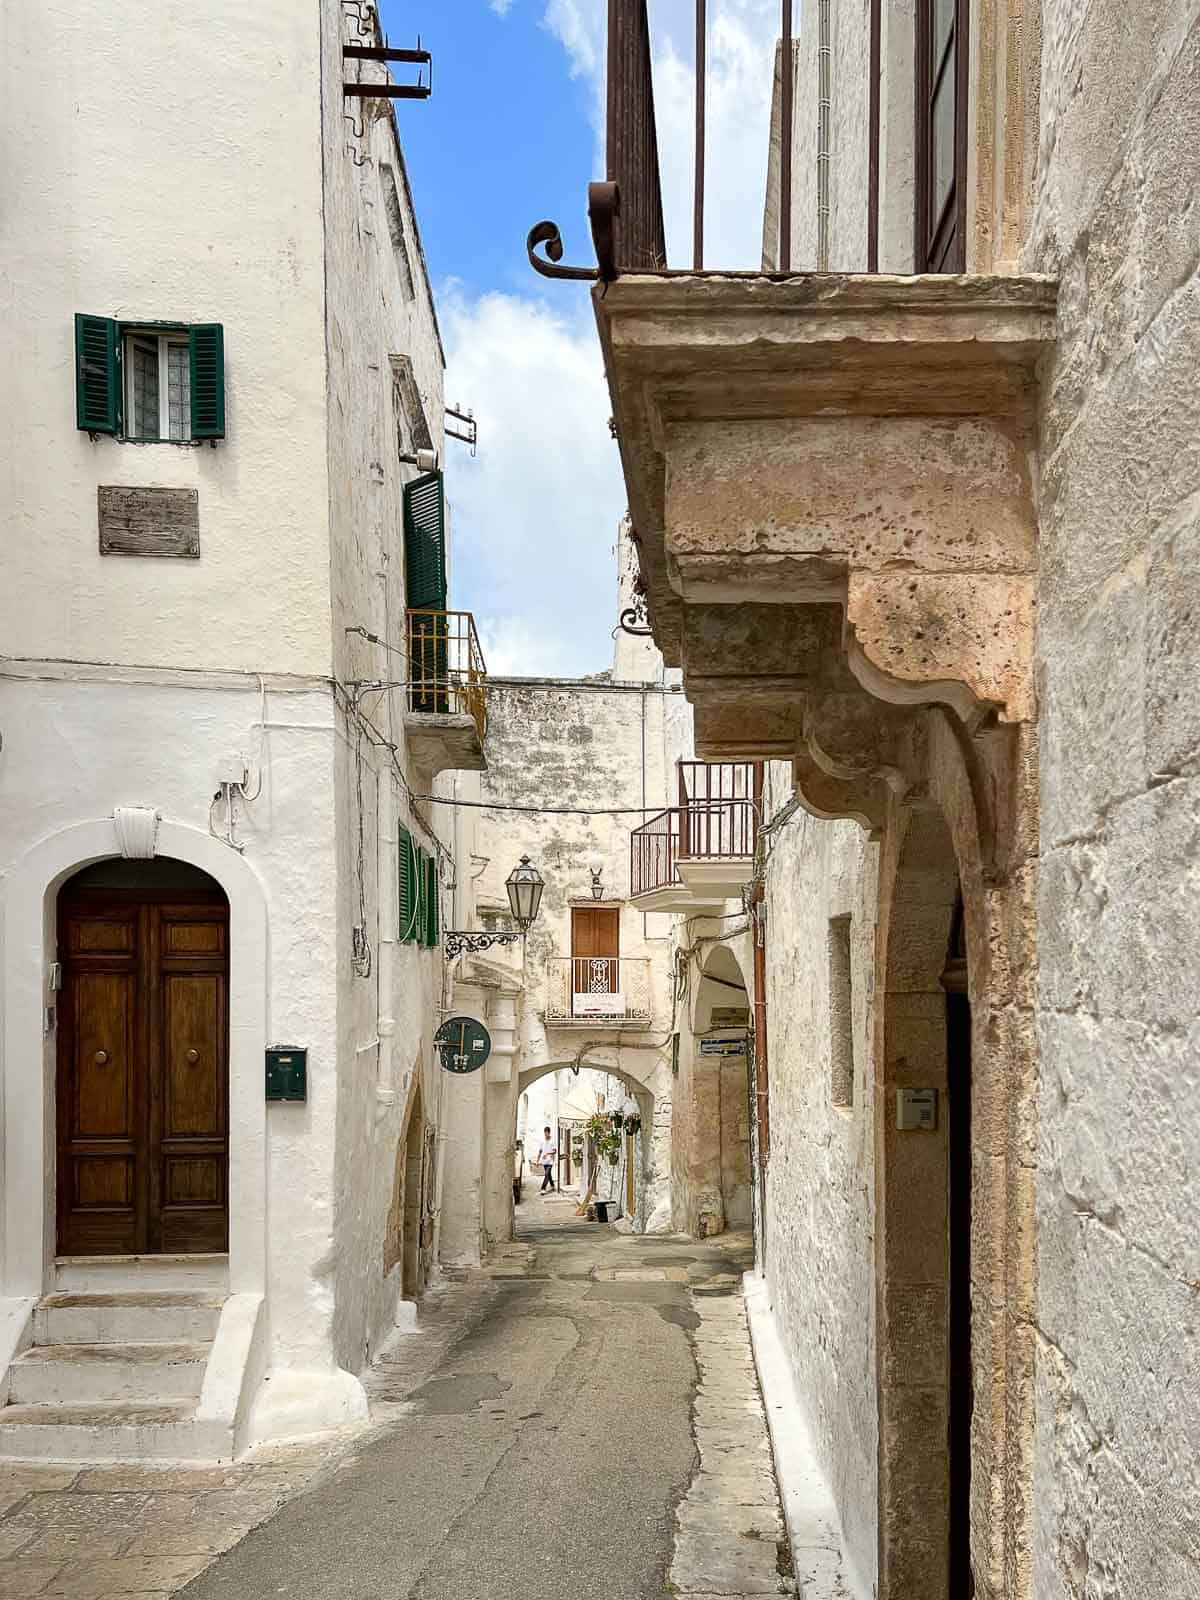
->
[[594, 273, 1056, 819]]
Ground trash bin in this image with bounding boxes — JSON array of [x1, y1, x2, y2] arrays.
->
[[593, 1200, 612, 1223]]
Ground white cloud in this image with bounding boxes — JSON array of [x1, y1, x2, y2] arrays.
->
[[490, 0, 514, 14], [540, 0, 779, 268], [442, 287, 625, 678], [439, 5, 781, 677]]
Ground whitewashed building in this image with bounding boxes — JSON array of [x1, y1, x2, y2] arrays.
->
[[436, 530, 681, 1262], [0, 2, 484, 1461]]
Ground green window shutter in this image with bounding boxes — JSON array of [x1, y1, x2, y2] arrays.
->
[[75, 315, 121, 435], [424, 852, 440, 948], [398, 826, 418, 943], [189, 323, 226, 440], [403, 471, 447, 611]]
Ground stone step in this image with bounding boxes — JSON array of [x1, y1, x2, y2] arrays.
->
[[8, 1343, 210, 1406], [0, 1401, 232, 1463], [54, 1254, 229, 1295], [34, 1292, 224, 1347]]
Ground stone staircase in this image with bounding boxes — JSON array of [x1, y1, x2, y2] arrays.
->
[[0, 1256, 241, 1462]]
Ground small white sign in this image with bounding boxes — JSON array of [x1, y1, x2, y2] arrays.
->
[[573, 992, 625, 1016]]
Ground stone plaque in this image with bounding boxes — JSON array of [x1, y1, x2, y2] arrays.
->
[[98, 486, 200, 558]]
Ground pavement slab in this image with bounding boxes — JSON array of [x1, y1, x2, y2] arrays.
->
[[0, 1203, 785, 1600]]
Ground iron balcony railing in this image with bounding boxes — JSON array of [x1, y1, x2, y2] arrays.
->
[[631, 763, 761, 899], [528, 1, 801, 282], [544, 957, 653, 1025], [406, 609, 488, 741]]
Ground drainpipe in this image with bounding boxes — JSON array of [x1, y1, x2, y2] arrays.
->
[[752, 881, 770, 1264], [816, 0, 832, 270]]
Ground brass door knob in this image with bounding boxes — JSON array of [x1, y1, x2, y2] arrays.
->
[[186, 1049, 200, 1064], [94, 1050, 108, 1065]]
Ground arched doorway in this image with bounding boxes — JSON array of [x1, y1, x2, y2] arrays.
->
[[691, 946, 753, 1235], [401, 1083, 428, 1299], [876, 802, 973, 1599], [56, 856, 230, 1256]]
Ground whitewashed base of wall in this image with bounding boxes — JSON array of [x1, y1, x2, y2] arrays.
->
[[670, 1285, 796, 1597], [742, 1273, 857, 1599]]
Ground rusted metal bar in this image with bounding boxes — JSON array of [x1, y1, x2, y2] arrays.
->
[[605, 0, 667, 273], [342, 45, 430, 63], [694, 0, 706, 270], [342, 83, 430, 99], [868, 0, 881, 270], [779, 0, 793, 272]]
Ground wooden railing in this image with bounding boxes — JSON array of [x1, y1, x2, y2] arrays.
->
[[406, 609, 488, 740]]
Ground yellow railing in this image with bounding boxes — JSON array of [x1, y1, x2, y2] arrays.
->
[[406, 610, 488, 741]]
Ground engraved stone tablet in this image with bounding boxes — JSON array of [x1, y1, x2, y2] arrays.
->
[[98, 486, 200, 558]]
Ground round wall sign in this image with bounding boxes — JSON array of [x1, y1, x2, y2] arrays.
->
[[435, 1016, 492, 1074]]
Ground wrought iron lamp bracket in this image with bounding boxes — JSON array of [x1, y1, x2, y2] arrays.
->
[[526, 221, 599, 283], [444, 930, 524, 961]]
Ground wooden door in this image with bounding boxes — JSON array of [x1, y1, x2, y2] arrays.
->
[[570, 906, 619, 1011], [57, 889, 229, 1256]]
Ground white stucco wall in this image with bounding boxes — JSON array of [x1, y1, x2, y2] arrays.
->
[[1027, 4, 1200, 1593], [317, 1, 451, 1376], [0, 2, 332, 674]]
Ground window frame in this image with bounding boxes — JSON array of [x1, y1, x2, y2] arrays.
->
[[122, 326, 192, 444], [914, 0, 970, 273]]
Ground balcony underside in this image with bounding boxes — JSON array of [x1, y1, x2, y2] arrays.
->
[[404, 712, 488, 777], [630, 881, 725, 915], [594, 272, 1057, 763]]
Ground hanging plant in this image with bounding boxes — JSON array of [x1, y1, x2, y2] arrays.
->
[[585, 1110, 623, 1167]]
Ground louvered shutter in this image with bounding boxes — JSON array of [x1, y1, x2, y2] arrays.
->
[[189, 324, 226, 440], [424, 852, 440, 948], [75, 315, 121, 435], [398, 826, 418, 942], [403, 472, 447, 610]]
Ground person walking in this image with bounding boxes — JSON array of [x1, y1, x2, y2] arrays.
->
[[537, 1127, 558, 1194]]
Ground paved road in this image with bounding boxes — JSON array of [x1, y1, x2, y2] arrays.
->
[[181, 1201, 760, 1600]]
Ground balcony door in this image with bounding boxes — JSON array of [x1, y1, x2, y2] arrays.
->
[[571, 907, 620, 1015]]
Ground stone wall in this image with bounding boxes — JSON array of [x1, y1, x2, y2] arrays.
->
[[762, 804, 881, 1596], [1027, 5, 1200, 1593]]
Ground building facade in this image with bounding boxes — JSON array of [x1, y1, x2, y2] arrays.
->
[[0, 2, 482, 1461], [529, 2, 1200, 1597]]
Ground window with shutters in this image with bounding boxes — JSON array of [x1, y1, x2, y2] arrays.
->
[[399, 826, 420, 944], [74, 316, 225, 443], [915, 0, 969, 273]]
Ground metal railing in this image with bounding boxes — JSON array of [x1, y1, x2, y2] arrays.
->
[[631, 763, 762, 900], [406, 609, 488, 740], [530, 1, 797, 280], [544, 957, 653, 1024]]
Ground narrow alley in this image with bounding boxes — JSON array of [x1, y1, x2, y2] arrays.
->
[[0, 1205, 798, 1600], [180, 1204, 784, 1599]]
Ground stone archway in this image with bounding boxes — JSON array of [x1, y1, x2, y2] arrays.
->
[[678, 943, 754, 1238], [874, 799, 968, 1598], [513, 1058, 659, 1228]]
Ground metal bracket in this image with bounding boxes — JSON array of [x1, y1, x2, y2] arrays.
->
[[526, 221, 599, 282], [444, 930, 523, 961]]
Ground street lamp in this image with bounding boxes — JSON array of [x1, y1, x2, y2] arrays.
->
[[506, 855, 545, 932], [444, 855, 545, 959], [589, 864, 604, 900]]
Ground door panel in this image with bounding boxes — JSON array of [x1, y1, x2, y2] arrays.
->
[[57, 890, 229, 1257], [72, 971, 135, 1138]]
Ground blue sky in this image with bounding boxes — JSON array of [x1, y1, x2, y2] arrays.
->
[[378, 2, 778, 678]]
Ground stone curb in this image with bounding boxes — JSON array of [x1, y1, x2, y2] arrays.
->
[[741, 1272, 858, 1600]]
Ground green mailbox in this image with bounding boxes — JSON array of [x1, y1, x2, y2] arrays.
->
[[265, 1047, 307, 1102]]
